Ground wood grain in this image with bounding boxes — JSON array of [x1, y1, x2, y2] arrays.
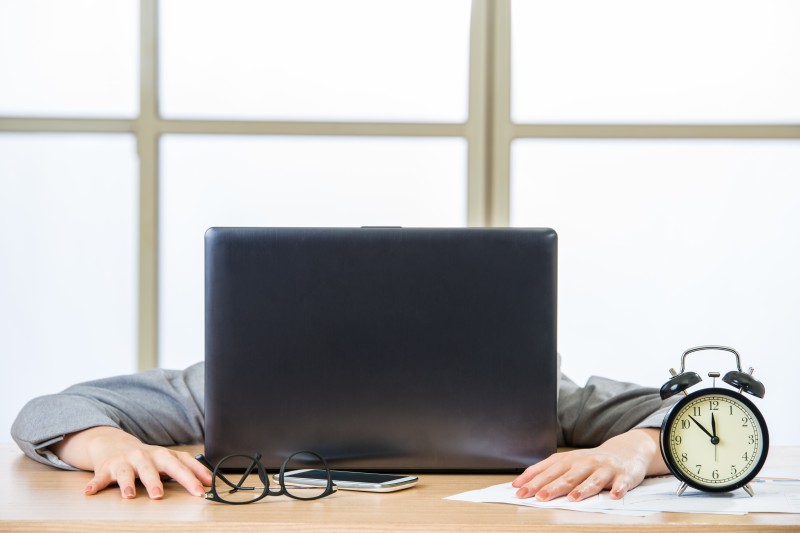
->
[[1, 444, 799, 532]]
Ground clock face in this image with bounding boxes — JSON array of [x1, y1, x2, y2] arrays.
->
[[661, 388, 769, 492]]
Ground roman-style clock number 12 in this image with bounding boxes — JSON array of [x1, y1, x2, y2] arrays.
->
[[659, 346, 769, 496]]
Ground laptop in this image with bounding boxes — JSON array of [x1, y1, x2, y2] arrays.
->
[[204, 227, 557, 472]]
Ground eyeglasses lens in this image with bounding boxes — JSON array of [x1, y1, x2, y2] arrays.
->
[[282, 451, 331, 500], [214, 455, 266, 504]]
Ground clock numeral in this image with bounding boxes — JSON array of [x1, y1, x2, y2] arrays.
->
[[681, 453, 688, 463], [712, 469, 719, 480], [748, 435, 755, 445], [742, 452, 749, 461], [742, 417, 749, 427], [681, 419, 690, 429], [729, 405, 734, 415], [731, 465, 737, 475], [693, 406, 701, 416], [695, 465, 701, 475], [672, 435, 682, 445], [709, 400, 719, 411]]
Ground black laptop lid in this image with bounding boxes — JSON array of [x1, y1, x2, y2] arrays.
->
[[204, 227, 557, 472]]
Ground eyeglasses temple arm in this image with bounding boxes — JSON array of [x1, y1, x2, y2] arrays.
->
[[195, 454, 214, 471]]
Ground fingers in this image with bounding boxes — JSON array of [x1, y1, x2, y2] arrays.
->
[[565, 467, 615, 501], [608, 472, 636, 500], [514, 460, 572, 499], [154, 451, 208, 497], [512, 453, 558, 488], [85, 447, 209, 499], [514, 430, 659, 502], [135, 458, 165, 499], [85, 469, 112, 496], [114, 464, 138, 499], [567, 469, 635, 501], [176, 450, 213, 486], [514, 453, 646, 502], [517, 462, 602, 501], [86, 457, 145, 499], [513, 451, 621, 501]]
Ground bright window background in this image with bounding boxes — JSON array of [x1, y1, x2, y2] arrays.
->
[[511, 0, 800, 123], [0, 134, 139, 440], [3, 0, 799, 447], [159, 135, 467, 369], [159, 0, 471, 122], [0, 0, 139, 117], [511, 139, 800, 445]]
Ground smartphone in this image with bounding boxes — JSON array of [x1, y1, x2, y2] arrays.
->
[[276, 469, 419, 492]]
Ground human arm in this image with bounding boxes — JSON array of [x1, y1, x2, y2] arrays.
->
[[513, 372, 675, 501], [11, 363, 210, 498]]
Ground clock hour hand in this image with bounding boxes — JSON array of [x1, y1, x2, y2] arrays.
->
[[711, 412, 718, 461]]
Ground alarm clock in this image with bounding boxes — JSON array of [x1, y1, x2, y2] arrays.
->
[[659, 345, 769, 497]]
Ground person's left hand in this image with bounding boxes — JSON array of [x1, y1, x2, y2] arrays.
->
[[512, 428, 667, 502]]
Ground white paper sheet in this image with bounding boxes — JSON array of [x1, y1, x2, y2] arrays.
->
[[445, 475, 800, 515]]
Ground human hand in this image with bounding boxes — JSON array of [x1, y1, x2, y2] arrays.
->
[[512, 428, 668, 502], [50, 426, 212, 499]]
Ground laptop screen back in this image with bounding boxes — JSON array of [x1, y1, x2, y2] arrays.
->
[[204, 227, 557, 472]]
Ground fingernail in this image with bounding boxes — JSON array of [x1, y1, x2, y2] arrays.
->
[[84, 484, 94, 494], [193, 486, 206, 497], [536, 489, 549, 501], [515, 487, 529, 498], [568, 489, 581, 501], [151, 487, 163, 499], [124, 487, 135, 498]]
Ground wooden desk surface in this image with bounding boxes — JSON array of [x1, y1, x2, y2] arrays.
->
[[1, 444, 799, 532]]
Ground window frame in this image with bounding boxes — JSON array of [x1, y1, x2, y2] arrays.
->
[[1, 0, 797, 369]]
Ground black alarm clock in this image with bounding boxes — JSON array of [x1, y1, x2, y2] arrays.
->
[[659, 345, 769, 497]]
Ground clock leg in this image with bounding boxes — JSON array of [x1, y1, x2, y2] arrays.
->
[[676, 482, 688, 496], [743, 483, 755, 497]]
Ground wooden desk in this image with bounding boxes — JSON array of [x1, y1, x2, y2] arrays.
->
[[1, 444, 798, 532]]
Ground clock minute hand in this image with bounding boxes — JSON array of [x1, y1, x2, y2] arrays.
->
[[688, 415, 715, 439]]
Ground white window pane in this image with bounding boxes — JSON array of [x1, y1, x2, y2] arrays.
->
[[159, 0, 470, 122], [159, 135, 467, 369], [0, 0, 139, 118], [0, 133, 138, 442], [512, 0, 800, 123], [510, 139, 800, 445]]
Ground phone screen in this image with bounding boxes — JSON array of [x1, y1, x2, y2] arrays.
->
[[288, 469, 409, 484]]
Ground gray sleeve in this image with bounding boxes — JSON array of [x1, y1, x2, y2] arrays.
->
[[10, 362, 205, 470], [557, 372, 677, 447]]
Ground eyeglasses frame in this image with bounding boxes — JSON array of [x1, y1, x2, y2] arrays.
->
[[196, 450, 336, 504]]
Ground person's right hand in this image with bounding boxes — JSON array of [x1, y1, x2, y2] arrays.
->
[[50, 426, 212, 499]]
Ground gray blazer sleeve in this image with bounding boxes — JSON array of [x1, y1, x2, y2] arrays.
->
[[12, 359, 674, 469], [557, 372, 677, 447], [10, 363, 205, 470]]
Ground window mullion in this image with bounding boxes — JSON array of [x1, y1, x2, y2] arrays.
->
[[488, 0, 512, 227], [137, 0, 160, 370]]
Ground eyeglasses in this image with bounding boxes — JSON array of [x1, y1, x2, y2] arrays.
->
[[195, 450, 337, 504]]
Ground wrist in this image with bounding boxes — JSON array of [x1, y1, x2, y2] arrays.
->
[[631, 428, 669, 476], [51, 426, 131, 470]]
